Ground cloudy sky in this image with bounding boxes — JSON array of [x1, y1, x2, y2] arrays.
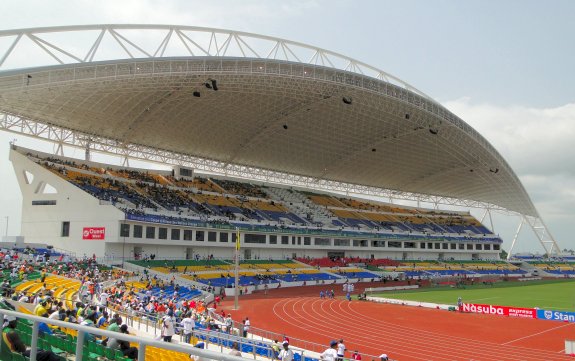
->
[[0, 0, 574, 254]]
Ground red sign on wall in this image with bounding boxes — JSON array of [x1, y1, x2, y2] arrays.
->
[[82, 227, 105, 240], [461, 303, 536, 318]]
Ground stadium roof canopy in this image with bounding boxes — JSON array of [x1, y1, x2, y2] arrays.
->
[[0, 25, 543, 223]]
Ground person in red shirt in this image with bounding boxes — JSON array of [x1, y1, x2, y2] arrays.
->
[[351, 351, 362, 361]]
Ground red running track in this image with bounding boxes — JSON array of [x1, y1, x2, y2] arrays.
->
[[220, 294, 574, 361]]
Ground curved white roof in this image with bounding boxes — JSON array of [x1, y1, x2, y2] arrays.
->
[[0, 25, 537, 216]]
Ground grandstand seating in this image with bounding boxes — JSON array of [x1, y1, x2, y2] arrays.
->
[[31, 152, 501, 242], [334, 268, 381, 279], [368, 259, 527, 277], [308, 193, 491, 236], [529, 261, 575, 275], [297, 257, 401, 268], [159, 259, 343, 286]]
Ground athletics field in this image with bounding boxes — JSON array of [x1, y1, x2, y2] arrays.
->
[[371, 279, 575, 310]]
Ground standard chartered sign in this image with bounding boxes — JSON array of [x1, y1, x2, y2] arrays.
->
[[537, 309, 575, 322]]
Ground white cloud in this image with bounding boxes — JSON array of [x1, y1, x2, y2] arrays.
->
[[443, 99, 575, 251], [444, 99, 575, 177]]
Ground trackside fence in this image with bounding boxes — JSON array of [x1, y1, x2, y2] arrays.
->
[[0, 309, 251, 361]]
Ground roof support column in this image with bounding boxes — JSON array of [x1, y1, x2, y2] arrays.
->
[[523, 215, 561, 258], [507, 216, 524, 260]]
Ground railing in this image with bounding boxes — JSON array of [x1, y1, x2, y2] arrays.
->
[[124, 212, 501, 242], [6, 302, 316, 361], [3, 277, 395, 360], [0, 308, 250, 361], [207, 309, 384, 360]]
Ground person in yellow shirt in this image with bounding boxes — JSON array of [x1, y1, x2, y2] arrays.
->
[[34, 298, 50, 317]]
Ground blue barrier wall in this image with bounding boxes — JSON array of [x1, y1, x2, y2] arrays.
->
[[536, 309, 575, 322]]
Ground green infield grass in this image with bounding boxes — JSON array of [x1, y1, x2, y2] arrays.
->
[[370, 279, 575, 310]]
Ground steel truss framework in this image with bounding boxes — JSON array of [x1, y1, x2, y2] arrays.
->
[[0, 24, 428, 96], [1, 110, 561, 257], [1, 110, 504, 209], [0, 25, 562, 257]]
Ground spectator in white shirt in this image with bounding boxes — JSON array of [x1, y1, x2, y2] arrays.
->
[[337, 339, 346, 361], [99, 291, 109, 307], [320, 340, 339, 361], [278, 341, 294, 361], [162, 310, 176, 342], [181, 313, 195, 344]]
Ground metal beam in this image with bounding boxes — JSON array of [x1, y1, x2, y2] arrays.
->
[[523, 215, 561, 257], [0, 24, 430, 98], [1, 110, 509, 212], [507, 217, 524, 260]]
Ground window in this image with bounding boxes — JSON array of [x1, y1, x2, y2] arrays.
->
[[458, 243, 464, 250], [420, 242, 426, 249], [183, 230, 193, 241], [442, 243, 448, 249], [475, 244, 482, 250], [450, 243, 456, 250], [334, 238, 350, 247], [269, 235, 277, 245], [352, 239, 368, 247], [120, 223, 130, 238], [388, 241, 401, 248], [373, 240, 386, 247], [179, 167, 193, 177], [196, 231, 204, 242], [494, 244, 500, 250], [231, 232, 237, 244], [220, 233, 228, 243], [146, 226, 155, 239], [133, 225, 143, 238], [466, 244, 473, 250], [404, 242, 416, 248], [314, 237, 330, 246], [158, 228, 167, 240], [32, 200, 56, 205], [61, 221, 70, 237], [297, 237, 301, 245], [208, 231, 217, 242], [304, 237, 311, 246], [484, 244, 491, 250], [171, 229, 180, 241], [244, 234, 266, 244], [434, 243, 441, 249], [281, 236, 289, 245]]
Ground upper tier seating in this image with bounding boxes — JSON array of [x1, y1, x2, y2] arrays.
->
[[308, 193, 490, 236], [30, 151, 500, 242]]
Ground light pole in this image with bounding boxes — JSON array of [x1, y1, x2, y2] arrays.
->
[[4, 216, 8, 237], [234, 227, 240, 310], [122, 213, 126, 268]]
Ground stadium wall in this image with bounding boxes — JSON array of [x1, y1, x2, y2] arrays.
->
[[10, 150, 123, 257]]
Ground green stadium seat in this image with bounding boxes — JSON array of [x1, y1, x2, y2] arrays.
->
[[11, 353, 26, 361], [104, 346, 116, 360], [0, 333, 14, 361]]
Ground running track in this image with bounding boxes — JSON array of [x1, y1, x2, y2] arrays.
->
[[221, 293, 574, 361]]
